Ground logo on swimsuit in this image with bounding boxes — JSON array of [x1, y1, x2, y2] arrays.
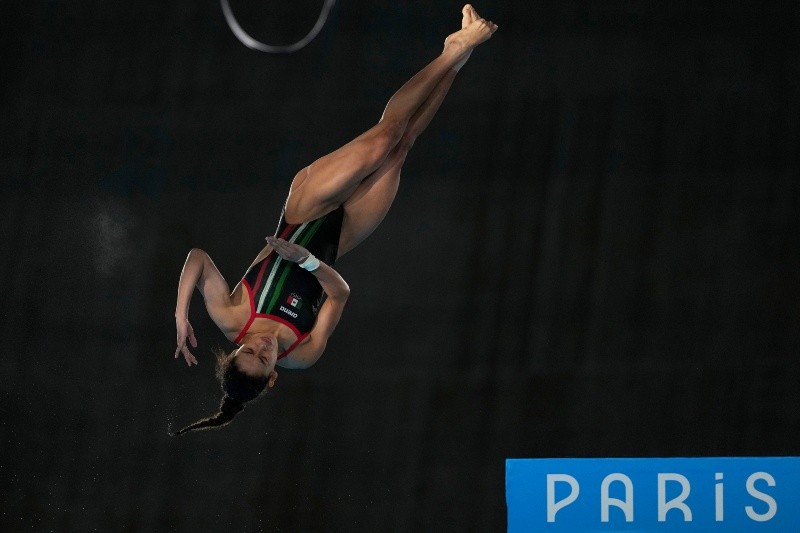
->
[[279, 305, 299, 318], [286, 293, 303, 309]]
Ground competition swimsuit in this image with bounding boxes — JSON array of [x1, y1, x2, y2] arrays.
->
[[234, 205, 344, 359]]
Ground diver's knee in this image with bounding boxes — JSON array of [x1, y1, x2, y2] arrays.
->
[[397, 131, 417, 152], [374, 119, 406, 152]]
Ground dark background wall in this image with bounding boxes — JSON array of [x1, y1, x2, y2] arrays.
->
[[2, 0, 798, 531]]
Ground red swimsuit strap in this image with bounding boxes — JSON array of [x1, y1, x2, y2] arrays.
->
[[277, 332, 310, 360], [234, 280, 257, 344]]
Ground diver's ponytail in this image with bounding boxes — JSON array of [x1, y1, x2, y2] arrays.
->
[[171, 395, 244, 436], [170, 347, 268, 436]]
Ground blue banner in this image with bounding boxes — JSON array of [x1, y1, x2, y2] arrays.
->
[[506, 457, 800, 531]]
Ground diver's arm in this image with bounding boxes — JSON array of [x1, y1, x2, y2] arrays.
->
[[175, 248, 204, 319], [264, 236, 349, 369], [174, 248, 233, 365], [175, 248, 233, 317], [287, 257, 349, 368], [305, 261, 351, 301], [264, 236, 350, 300], [174, 249, 204, 366], [279, 293, 348, 369]]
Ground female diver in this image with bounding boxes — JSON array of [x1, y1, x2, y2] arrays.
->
[[171, 5, 497, 435]]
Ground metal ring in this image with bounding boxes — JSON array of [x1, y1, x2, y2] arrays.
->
[[220, 0, 337, 54]]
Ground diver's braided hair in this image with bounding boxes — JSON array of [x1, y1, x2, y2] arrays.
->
[[171, 395, 245, 435], [170, 348, 268, 436]]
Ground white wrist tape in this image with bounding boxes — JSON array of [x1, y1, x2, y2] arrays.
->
[[298, 253, 320, 272]]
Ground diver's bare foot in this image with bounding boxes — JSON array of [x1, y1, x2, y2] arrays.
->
[[461, 3, 474, 29], [444, 5, 498, 53], [450, 5, 479, 71]]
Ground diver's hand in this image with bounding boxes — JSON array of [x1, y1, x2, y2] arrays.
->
[[174, 316, 198, 366], [265, 236, 311, 263]]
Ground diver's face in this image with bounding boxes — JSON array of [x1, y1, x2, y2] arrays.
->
[[235, 335, 279, 379]]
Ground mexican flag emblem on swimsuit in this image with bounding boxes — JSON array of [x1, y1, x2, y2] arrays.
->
[[287, 293, 303, 309]]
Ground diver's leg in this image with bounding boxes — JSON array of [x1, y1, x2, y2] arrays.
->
[[338, 68, 460, 256], [284, 5, 496, 224]]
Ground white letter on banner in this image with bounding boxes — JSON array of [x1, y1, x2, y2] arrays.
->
[[658, 473, 692, 522], [745, 472, 777, 522], [715, 473, 724, 522], [600, 473, 634, 522], [547, 474, 580, 523]]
